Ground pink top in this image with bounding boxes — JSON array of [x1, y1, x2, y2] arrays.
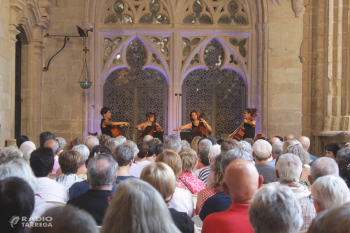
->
[[177, 172, 206, 195], [198, 187, 218, 214]]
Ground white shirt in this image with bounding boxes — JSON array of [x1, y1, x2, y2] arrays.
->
[[55, 174, 84, 190], [36, 177, 69, 203], [169, 187, 194, 217], [31, 196, 55, 221], [129, 160, 152, 178]]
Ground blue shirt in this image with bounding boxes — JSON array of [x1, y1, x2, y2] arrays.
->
[[199, 191, 232, 221], [69, 180, 118, 199], [308, 154, 318, 167]]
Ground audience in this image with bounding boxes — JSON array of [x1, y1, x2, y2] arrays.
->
[[16, 135, 29, 148], [141, 162, 197, 233], [30, 147, 69, 203], [156, 149, 194, 217], [19, 140, 36, 162], [282, 139, 300, 153], [98, 135, 115, 152], [44, 139, 61, 174], [146, 142, 155, 162], [311, 175, 350, 213], [239, 140, 253, 155], [249, 185, 303, 233], [206, 135, 218, 145], [115, 135, 127, 144], [191, 136, 202, 152], [221, 139, 242, 151], [56, 136, 67, 152], [286, 143, 312, 186], [309, 157, 339, 184], [253, 139, 278, 184], [155, 143, 164, 156], [67, 153, 118, 225], [114, 144, 136, 184], [67, 137, 83, 150], [177, 148, 206, 195], [197, 147, 210, 183], [149, 137, 162, 147], [299, 136, 318, 166], [0, 177, 35, 233], [29, 205, 98, 233], [129, 142, 152, 178], [56, 150, 84, 189], [101, 179, 181, 233], [324, 142, 340, 161], [84, 135, 99, 151], [205, 145, 222, 185], [336, 147, 350, 187], [267, 141, 283, 167], [284, 133, 295, 141], [268, 136, 280, 145], [0, 146, 23, 165], [72, 144, 90, 179], [164, 134, 182, 153], [274, 153, 316, 231], [143, 135, 153, 143], [198, 138, 212, 154], [39, 131, 55, 147], [202, 158, 263, 233]]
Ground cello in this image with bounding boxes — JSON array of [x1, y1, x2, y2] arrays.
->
[[228, 112, 258, 141], [110, 118, 126, 137], [140, 113, 163, 142], [192, 112, 212, 138]]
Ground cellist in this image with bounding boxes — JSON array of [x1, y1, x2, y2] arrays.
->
[[136, 112, 162, 140], [174, 110, 212, 134], [100, 107, 130, 138], [228, 108, 257, 140]]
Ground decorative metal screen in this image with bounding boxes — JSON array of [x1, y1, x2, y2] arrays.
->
[[104, 38, 168, 141], [182, 39, 246, 139]]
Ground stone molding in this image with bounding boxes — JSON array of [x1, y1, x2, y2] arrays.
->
[[271, 0, 305, 18]]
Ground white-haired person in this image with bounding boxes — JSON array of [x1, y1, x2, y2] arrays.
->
[[72, 144, 90, 180], [0, 146, 23, 165], [308, 157, 339, 184], [311, 175, 350, 213], [308, 203, 350, 233], [56, 136, 67, 152], [253, 139, 278, 184], [205, 145, 221, 186], [0, 158, 54, 220], [267, 141, 283, 168], [164, 134, 182, 153], [248, 185, 303, 233], [177, 148, 206, 195], [101, 179, 181, 233], [85, 135, 99, 151], [141, 162, 199, 233], [19, 141, 36, 162], [273, 153, 316, 231], [286, 142, 312, 186]]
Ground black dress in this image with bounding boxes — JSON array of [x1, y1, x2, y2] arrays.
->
[[242, 123, 255, 140], [100, 119, 113, 138], [191, 122, 205, 131]]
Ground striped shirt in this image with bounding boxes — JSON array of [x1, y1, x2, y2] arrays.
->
[[198, 166, 211, 184]]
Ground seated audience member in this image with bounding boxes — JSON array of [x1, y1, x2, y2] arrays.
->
[[0, 177, 35, 233], [129, 142, 152, 178], [56, 150, 84, 189], [156, 149, 194, 217], [248, 185, 303, 233], [196, 154, 223, 214], [141, 163, 197, 233], [69, 146, 117, 199], [196, 147, 210, 183], [268, 136, 280, 145], [16, 135, 29, 148], [114, 145, 136, 184], [67, 154, 118, 226], [311, 175, 350, 213], [202, 158, 263, 233], [324, 142, 340, 161], [286, 143, 312, 186], [253, 139, 278, 184], [200, 149, 253, 221], [274, 154, 316, 231], [39, 131, 55, 147], [165, 134, 182, 153], [181, 140, 191, 149], [98, 134, 115, 152], [220, 139, 242, 152], [198, 138, 212, 154], [115, 135, 126, 144], [308, 203, 350, 233], [101, 179, 181, 233], [45, 139, 61, 175], [284, 133, 295, 141], [149, 137, 162, 147], [308, 157, 339, 184], [177, 148, 206, 195], [29, 205, 98, 233], [239, 140, 253, 155], [123, 140, 139, 158], [111, 138, 121, 149], [299, 136, 318, 166], [84, 135, 99, 151], [56, 137, 67, 152], [143, 135, 153, 143], [336, 147, 350, 187], [19, 141, 36, 162], [67, 137, 83, 150], [146, 142, 155, 162], [0, 158, 54, 219], [205, 145, 222, 185], [191, 136, 202, 152], [0, 146, 23, 165], [267, 141, 283, 167], [282, 139, 299, 153], [155, 143, 164, 156], [30, 147, 69, 203], [244, 138, 254, 147], [72, 144, 90, 180], [206, 136, 217, 145]]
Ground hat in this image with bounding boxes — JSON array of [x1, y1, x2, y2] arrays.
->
[[253, 139, 272, 159]]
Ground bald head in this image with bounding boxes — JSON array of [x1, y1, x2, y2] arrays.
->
[[299, 136, 310, 151], [269, 137, 280, 145], [44, 139, 59, 155], [222, 158, 263, 204], [284, 134, 295, 141]]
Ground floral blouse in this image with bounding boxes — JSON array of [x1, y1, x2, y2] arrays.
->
[[177, 172, 206, 195]]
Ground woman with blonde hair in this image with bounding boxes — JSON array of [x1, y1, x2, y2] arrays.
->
[[156, 149, 194, 217], [101, 178, 181, 233], [141, 163, 198, 233]]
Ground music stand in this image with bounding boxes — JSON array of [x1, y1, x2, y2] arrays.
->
[[180, 132, 202, 144], [153, 131, 164, 142]]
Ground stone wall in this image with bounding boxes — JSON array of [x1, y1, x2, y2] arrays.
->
[[42, 0, 86, 142], [266, 0, 304, 139], [0, 0, 11, 146]]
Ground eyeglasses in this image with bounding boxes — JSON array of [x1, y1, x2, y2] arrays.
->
[[309, 194, 314, 203]]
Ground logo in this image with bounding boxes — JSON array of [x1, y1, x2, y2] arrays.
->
[[9, 216, 20, 228]]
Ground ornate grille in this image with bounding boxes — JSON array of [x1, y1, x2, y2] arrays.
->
[[104, 38, 168, 141], [183, 39, 246, 139]]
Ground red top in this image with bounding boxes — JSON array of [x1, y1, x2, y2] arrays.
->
[[198, 187, 218, 214], [202, 203, 254, 233]]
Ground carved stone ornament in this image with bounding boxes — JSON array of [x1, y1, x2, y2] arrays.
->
[[271, 0, 305, 18]]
